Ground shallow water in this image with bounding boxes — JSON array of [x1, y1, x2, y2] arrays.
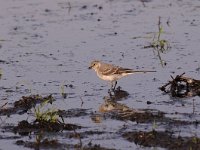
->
[[0, 0, 200, 149]]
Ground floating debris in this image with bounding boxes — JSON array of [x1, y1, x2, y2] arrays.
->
[[159, 73, 200, 98]]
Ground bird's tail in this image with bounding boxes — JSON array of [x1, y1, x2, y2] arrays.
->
[[119, 68, 156, 74], [132, 70, 156, 73], [121, 68, 156, 74]]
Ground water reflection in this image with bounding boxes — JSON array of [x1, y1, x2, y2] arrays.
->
[[90, 114, 103, 123], [107, 86, 129, 101], [91, 88, 130, 123], [90, 87, 146, 124], [99, 99, 131, 113]]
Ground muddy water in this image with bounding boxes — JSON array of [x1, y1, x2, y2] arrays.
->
[[0, 0, 200, 149]]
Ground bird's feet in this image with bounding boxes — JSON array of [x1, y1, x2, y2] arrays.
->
[[108, 86, 121, 95]]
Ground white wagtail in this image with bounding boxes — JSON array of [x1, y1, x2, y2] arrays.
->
[[88, 60, 156, 90]]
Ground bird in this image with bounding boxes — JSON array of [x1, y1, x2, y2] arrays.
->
[[88, 60, 156, 90]]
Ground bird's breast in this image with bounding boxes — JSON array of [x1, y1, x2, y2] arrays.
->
[[97, 72, 122, 81]]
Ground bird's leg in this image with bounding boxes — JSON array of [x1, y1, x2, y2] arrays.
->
[[109, 81, 117, 92], [113, 81, 117, 91], [111, 81, 113, 89], [108, 82, 113, 93], [110, 81, 114, 90]]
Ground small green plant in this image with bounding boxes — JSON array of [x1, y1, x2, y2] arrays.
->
[[60, 83, 67, 99], [152, 119, 157, 131], [33, 97, 59, 123], [35, 132, 44, 145], [191, 136, 200, 144], [151, 17, 170, 51], [145, 16, 171, 67], [34, 107, 58, 123]]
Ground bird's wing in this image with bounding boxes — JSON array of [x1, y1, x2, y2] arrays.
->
[[99, 64, 119, 76], [117, 67, 134, 74]]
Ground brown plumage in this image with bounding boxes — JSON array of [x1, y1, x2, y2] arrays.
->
[[89, 60, 156, 90]]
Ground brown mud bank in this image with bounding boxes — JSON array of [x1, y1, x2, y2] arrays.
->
[[123, 130, 200, 150]]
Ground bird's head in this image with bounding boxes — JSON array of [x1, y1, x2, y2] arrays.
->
[[88, 60, 101, 71]]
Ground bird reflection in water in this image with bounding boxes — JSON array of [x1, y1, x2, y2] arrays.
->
[[91, 87, 145, 123], [91, 87, 129, 123], [108, 86, 129, 101]]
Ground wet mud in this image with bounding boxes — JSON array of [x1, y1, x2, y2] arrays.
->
[[0, 95, 54, 116], [123, 130, 200, 150], [2, 93, 199, 149], [13, 120, 81, 135], [1, 0, 200, 149]]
